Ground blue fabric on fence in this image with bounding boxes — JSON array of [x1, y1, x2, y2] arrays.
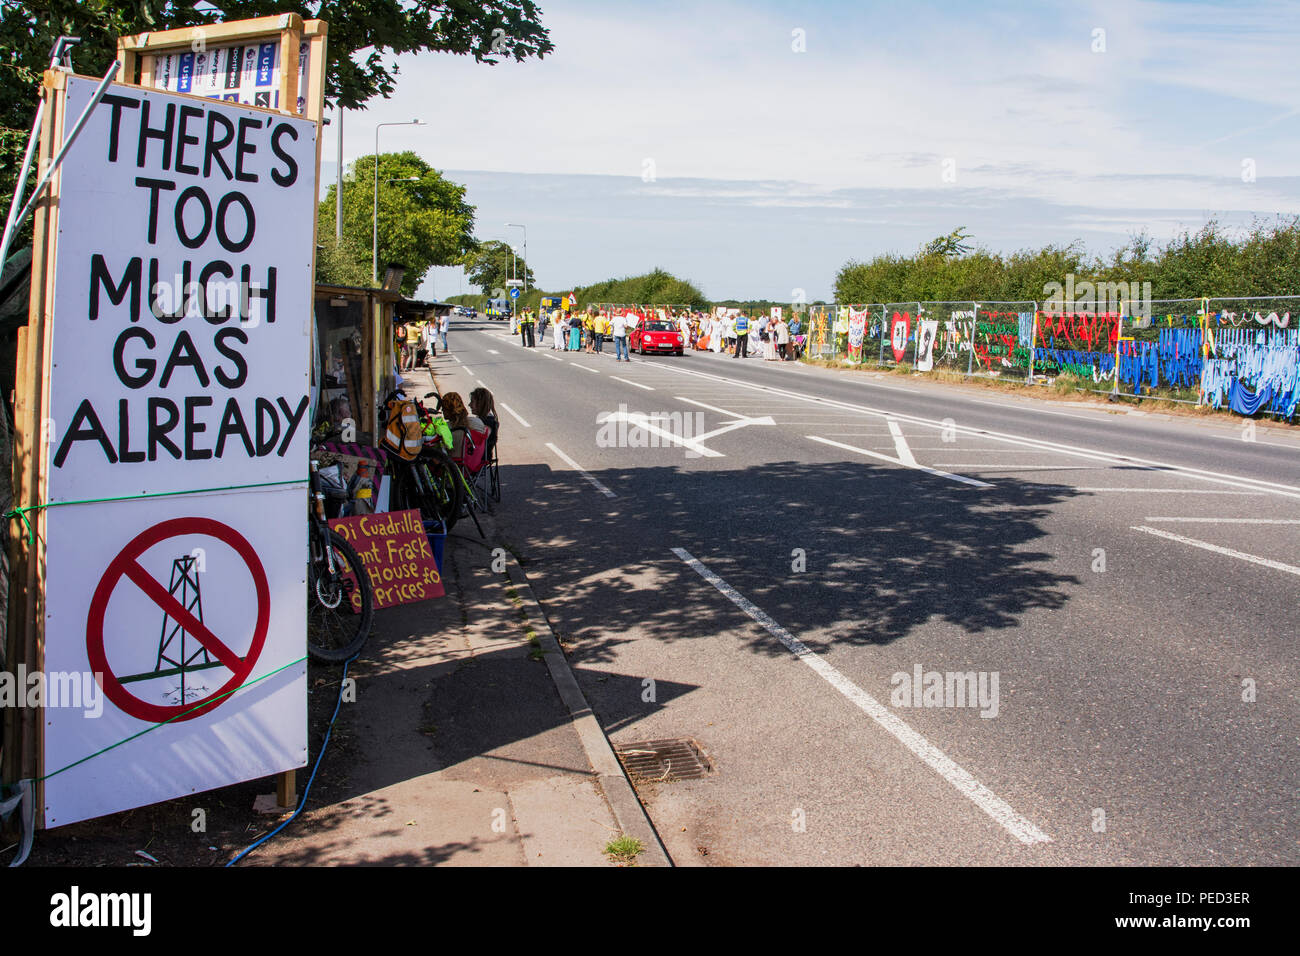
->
[[1229, 379, 1273, 416], [1034, 348, 1115, 374]]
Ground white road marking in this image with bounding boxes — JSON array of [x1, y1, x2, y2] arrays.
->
[[610, 376, 655, 391], [487, 349, 499, 354], [959, 396, 1116, 422], [499, 402, 531, 428], [648, 362, 1300, 500], [1143, 516, 1300, 524], [1131, 525, 1300, 577], [807, 436, 993, 488], [934, 465, 1108, 471], [542, 353, 563, 362], [476, 379, 487, 389], [546, 443, 617, 498], [887, 418, 917, 466], [461, 365, 474, 376], [675, 396, 754, 419], [570, 362, 601, 374], [597, 411, 724, 458], [451, 355, 462, 364], [671, 547, 1052, 847]]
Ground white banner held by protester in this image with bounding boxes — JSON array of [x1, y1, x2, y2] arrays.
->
[[41, 76, 315, 826]]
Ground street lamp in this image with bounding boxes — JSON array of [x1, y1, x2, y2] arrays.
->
[[505, 222, 527, 292], [373, 119, 423, 282]]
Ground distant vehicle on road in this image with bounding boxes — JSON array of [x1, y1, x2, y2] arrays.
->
[[484, 299, 510, 320], [631, 317, 685, 356]]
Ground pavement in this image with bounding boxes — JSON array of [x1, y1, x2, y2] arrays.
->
[[251, 365, 669, 867], [437, 317, 1299, 866]]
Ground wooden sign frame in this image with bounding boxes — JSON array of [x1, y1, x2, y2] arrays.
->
[[117, 14, 328, 122]]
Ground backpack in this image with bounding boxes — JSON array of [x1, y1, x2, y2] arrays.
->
[[382, 398, 425, 461]]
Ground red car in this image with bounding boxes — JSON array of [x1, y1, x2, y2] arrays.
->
[[631, 318, 685, 356]]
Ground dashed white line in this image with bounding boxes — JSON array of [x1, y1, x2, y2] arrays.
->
[[671, 547, 1052, 847], [487, 349, 500, 354], [1131, 525, 1300, 577], [807, 436, 993, 488], [542, 353, 563, 362], [610, 375, 655, 391], [499, 402, 531, 428], [569, 362, 601, 374], [545, 443, 616, 498]]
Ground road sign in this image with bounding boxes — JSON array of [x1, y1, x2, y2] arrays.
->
[[505, 279, 524, 287], [86, 518, 270, 725], [510, 288, 521, 299]]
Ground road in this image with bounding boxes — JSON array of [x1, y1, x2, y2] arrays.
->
[[428, 317, 1300, 866]]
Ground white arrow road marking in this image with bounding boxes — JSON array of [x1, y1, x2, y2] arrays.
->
[[1131, 525, 1300, 576], [887, 417, 916, 466], [596, 411, 724, 458], [807, 436, 992, 488], [671, 547, 1052, 847]]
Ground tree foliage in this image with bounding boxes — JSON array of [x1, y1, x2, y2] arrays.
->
[[0, 0, 551, 245], [834, 218, 1300, 303], [463, 239, 534, 296], [317, 151, 475, 296], [576, 268, 708, 310]]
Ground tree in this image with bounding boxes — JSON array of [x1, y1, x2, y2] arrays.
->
[[464, 239, 534, 295], [314, 232, 371, 288], [923, 227, 973, 259], [318, 151, 475, 296], [0, 0, 552, 244]]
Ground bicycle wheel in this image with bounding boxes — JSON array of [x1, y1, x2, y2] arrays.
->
[[307, 525, 375, 663], [417, 445, 464, 531]]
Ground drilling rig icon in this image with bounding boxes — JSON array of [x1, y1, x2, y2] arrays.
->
[[120, 554, 225, 701]]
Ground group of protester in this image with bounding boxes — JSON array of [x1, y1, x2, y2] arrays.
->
[[509, 305, 806, 361], [395, 312, 451, 370]]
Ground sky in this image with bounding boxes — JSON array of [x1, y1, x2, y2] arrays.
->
[[320, 0, 1300, 302]]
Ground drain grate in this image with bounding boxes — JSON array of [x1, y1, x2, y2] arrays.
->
[[615, 737, 712, 782]]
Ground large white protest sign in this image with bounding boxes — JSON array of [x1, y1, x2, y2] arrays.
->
[[41, 76, 315, 826]]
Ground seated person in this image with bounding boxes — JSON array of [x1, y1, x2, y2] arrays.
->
[[441, 391, 485, 459]]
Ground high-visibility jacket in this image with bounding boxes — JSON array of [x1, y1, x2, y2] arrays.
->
[[735, 315, 750, 334]]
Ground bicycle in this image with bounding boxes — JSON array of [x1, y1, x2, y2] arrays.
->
[[306, 459, 375, 663]]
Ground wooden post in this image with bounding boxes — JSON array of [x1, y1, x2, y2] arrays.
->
[[275, 769, 296, 808]]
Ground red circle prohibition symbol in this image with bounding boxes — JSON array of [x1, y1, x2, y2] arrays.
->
[[86, 517, 270, 724]]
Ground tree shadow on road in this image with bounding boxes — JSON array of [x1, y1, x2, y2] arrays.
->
[[495, 458, 1081, 662]]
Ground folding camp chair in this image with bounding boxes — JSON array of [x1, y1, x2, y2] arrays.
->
[[477, 413, 500, 504], [449, 426, 490, 535]]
